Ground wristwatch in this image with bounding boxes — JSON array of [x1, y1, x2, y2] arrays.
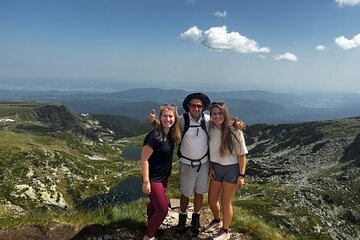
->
[[239, 173, 245, 178]]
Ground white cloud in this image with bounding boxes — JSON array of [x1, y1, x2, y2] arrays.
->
[[202, 26, 270, 53], [316, 45, 326, 51], [213, 11, 227, 18], [335, 33, 360, 50], [258, 55, 267, 60], [335, 0, 360, 6], [180, 26, 203, 41], [273, 52, 298, 62]]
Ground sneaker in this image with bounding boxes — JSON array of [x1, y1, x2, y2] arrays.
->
[[212, 228, 231, 240], [203, 219, 223, 232], [143, 236, 156, 240]]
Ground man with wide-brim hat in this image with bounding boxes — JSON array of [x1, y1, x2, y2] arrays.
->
[[175, 92, 211, 234], [182, 92, 210, 112]]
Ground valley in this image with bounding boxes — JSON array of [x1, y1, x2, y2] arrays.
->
[[0, 101, 359, 239]]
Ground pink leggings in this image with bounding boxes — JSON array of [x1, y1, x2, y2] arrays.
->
[[146, 179, 169, 238]]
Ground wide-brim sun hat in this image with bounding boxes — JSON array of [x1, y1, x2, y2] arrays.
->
[[183, 92, 211, 112]]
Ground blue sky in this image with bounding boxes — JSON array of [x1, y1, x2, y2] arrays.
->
[[0, 0, 360, 92]]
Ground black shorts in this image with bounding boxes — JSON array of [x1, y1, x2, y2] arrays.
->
[[213, 162, 240, 184]]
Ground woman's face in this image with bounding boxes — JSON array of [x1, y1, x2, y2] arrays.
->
[[211, 106, 224, 127], [161, 108, 175, 129]]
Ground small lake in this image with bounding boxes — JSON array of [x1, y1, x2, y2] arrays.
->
[[122, 146, 142, 161], [77, 176, 144, 209]]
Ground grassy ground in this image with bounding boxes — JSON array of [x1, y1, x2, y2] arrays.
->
[[0, 198, 292, 240]]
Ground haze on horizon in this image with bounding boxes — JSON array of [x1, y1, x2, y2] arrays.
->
[[1, 0, 360, 93]]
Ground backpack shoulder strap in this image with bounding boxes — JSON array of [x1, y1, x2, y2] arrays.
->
[[177, 113, 189, 158], [182, 112, 190, 136], [200, 113, 210, 140]]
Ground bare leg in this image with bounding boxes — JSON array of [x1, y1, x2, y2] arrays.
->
[[208, 179, 223, 220], [180, 193, 189, 213], [193, 192, 203, 213], [221, 182, 238, 229]]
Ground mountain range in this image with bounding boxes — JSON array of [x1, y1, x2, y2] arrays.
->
[[1, 88, 360, 125]]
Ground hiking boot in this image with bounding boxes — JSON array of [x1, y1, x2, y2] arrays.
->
[[203, 219, 223, 233], [191, 212, 201, 234], [175, 212, 187, 233], [213, 228, 231, 240]]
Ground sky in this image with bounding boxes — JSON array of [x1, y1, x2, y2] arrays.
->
[[0, 0, 360, 93]]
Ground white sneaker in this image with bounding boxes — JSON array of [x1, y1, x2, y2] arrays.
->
[[143, 236, 156, 240], [203, 219, 223, 232], [212, 228, 231, 240]]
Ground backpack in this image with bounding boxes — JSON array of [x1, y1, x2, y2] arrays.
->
[[177, 112, 210, 172], [181, 112, 209, 138]]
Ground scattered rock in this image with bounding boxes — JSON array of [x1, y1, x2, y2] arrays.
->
[[344, 210, 360, 224]]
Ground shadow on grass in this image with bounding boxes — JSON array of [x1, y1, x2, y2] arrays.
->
[[70, 218, 146, 240], [71, 220, 213, 240]]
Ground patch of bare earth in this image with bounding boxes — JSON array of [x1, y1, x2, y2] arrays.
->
[[0, 223, 82, 240]]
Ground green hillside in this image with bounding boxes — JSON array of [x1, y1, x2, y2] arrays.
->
[[1, 102, 359, 240], [0, 102, 143, 214]]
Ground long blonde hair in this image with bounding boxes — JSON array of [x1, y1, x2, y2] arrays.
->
[[156, 104, 181, 145], [209, 102, 240, 157]]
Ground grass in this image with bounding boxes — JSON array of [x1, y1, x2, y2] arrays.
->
[[232, 206, 294, 240], [319, 118, 360, 138], [0, 199, 148, 232], [1, 199, 293, 240], [0, 129, 125, 213], [0, 102, 44, 116]]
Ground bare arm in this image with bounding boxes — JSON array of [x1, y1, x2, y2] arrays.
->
[[237, 154, 247, 188], [147, 109, 160, 127], [209, 162, 215, 179], [141, 145, 154, 195]]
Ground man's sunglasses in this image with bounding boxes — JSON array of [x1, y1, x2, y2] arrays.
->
[[189, 104, 203, 109]]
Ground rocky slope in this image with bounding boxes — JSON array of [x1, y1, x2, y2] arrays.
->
[[243, 118, 360, 239], [0, 102, 147, 215]]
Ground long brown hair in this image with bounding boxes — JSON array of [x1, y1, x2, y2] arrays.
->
[[209, 102, 240, 157], [156, 104, 181, 145]]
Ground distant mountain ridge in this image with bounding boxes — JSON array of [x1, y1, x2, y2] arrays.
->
[[1, 88, 360, 124]]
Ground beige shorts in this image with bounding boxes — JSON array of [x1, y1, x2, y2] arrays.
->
[[179, 161, 209, 198]]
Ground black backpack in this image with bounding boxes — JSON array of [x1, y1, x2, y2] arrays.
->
[[182, 112, 208, 138], [177, 112, 209, 172]]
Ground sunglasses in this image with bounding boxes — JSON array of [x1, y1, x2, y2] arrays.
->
[[160, 104, 177, 110], [189, 103, 203, 109], [161, 104, 176, 107], [211, 101, 225, 106]]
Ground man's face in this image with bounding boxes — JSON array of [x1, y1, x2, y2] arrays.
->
[[188, 99, 203, 119]]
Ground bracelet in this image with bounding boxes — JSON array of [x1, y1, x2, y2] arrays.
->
[[239, 173, 245, 178], [143, 181, 150, 184]]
